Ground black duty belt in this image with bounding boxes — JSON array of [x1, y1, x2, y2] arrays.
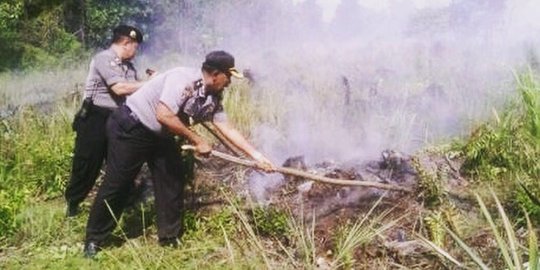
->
[[91, 104, 113, 117]]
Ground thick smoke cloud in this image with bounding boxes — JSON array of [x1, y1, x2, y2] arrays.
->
[[146, 0, 540, 165]]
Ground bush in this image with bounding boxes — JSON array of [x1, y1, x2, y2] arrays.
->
[[0, 106, 74, 242], [461, 70, 540, 220], [249, 206, 289, 238]]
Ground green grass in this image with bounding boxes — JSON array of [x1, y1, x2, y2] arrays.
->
[[0, 66, 87, 108], [0, 104, 76, 243], [1, 63, 539, 268], [420, 189, 539, 270], [332, 194, 400, 268], [2, 193, 394, 269]]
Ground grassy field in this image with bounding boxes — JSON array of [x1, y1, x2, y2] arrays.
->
[[0, 62, 539, 269]]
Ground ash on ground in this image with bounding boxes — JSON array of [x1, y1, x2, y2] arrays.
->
[[249, 149, 418, 219], [186, 146, 473, 268]]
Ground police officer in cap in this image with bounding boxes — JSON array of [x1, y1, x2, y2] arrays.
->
[[65, 25, 149, 217], [83, 50, 275, 257]]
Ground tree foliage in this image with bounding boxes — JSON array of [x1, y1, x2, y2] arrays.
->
[[0, 0, 25, 71], [0, 0, 335, 70], [0, 0, 156, 71]]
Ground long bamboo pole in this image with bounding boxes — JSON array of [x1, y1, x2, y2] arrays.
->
[[182, 145, 413, 193], [201, 122, 244, 157]]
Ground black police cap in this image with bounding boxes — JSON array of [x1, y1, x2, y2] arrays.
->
[[203, 51, 243, 78], [113, 25, 143, 43]]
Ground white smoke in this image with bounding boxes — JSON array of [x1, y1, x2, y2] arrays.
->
[[143, 0, 540, 200]]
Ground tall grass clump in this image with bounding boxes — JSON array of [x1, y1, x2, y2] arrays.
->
[[0, 66, 87, 108], [421, 189, 538, 269], [0, 65, 84, 246], [222, 81, 261, 135], [461, 70, 540, 219], [332, 194, 400, 269], [0, 104, 75, 243]]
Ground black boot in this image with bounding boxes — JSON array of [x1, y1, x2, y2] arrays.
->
[[158, 238, 178, 248], [83, 241, 101, 258]]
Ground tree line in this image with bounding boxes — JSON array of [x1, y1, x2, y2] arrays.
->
[[0, 0, 505, 72], [0, 0, 177, 71]]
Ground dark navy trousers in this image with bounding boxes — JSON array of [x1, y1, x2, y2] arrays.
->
[[85, 105, 188, 244], [66, 106, 112, 206]]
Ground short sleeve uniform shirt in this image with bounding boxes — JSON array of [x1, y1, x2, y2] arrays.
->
[[126, 67, 227, 136], [84, 48, 138, 109]]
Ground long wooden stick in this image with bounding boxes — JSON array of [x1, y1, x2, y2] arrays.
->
[[201, 122, 244, 157], [182, 145, 412, 193]]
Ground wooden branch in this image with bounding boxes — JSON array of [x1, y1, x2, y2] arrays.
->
[[201, 122, 245, 157], [182, 145, 412, 193]]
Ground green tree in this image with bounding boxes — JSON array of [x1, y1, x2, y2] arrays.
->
[[0, 0, 24, 71], [84, 0, 154, 49]]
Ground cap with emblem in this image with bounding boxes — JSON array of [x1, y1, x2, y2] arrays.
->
[[112, 25, 143, 44], [203, 50, 243, 78]]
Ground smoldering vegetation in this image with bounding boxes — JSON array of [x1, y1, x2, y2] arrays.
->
[[4, 0, 539, 202], [3, 1, 539, 159], [135, 0, 540, 200], [140, 0, 540, 164], [1, 1, 539, 268], [1, 0, 539, 196]]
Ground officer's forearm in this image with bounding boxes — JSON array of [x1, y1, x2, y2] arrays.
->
[[156, 103, 203, 144], [165, 118, 203, 145], [110, 81, 145, 95], [213, 121, 261, 159]]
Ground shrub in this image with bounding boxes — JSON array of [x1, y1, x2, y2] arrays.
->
[[249, 206, 289, 238], [461, 70, 540, 220], [0, 105, 74, 242]]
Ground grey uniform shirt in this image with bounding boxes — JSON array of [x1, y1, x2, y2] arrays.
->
[[84, 48, 138, 109], [126, 67, 227, 136]]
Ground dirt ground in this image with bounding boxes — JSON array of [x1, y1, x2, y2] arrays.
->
[[183, 145, 488, 269]]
